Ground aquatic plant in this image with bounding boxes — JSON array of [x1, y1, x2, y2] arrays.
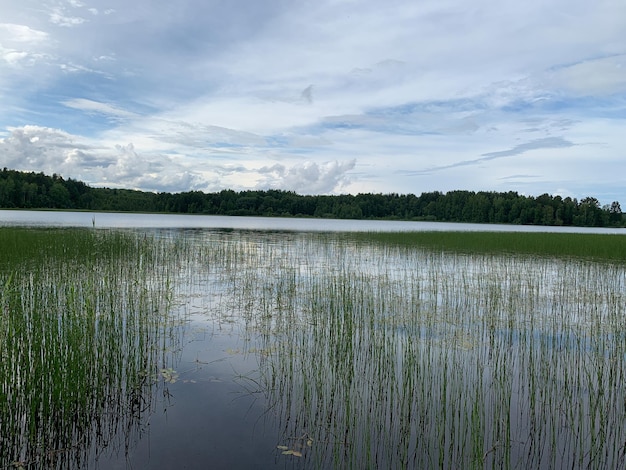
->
[[4, 227, 625, 468], [0, 228, 183, 468], [192, 230, 626, 469], [352, 230, 626, 262]]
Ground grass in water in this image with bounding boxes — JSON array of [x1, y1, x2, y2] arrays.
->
[[193, 230, 626, 469], [3, 227, 625, 468], [0, 227, 182, 468], [351, 231, 626, 262]]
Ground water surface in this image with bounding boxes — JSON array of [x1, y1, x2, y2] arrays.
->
[[1, 209, 624, 233], [2, 219, 625, 469]]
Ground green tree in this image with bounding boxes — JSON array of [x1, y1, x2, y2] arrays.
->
[[576, 197, 604, 226], [608, 201, 622, 225], [21, 182, 39, 207], [49, 182, 71, 208], [0, 177, 16, 207]]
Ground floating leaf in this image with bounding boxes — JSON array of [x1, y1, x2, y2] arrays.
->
[[281, 450, 294, 455], [292, 451, 303, 457], [277, 445, 289, 450], [307, 439, 313, 447], [160, 368, 179, 383]]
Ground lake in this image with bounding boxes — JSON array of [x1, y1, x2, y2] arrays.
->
[[1, 209, 624, 233], [1, 212, 625, 469]]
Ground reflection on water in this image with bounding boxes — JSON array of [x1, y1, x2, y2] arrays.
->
[[0, 229, 184, 469], [2, 209, 625, 233], [107, 229, 626, 469], [2, 228, 625, 469]]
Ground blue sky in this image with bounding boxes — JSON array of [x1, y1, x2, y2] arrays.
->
[[0, 0, 625, 204]]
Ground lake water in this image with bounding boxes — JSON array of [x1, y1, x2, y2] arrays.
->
[[2, 213, 625, 469], [1, 209, 624, 233]]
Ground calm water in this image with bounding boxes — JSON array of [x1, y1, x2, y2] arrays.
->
[[2, 213, 625, 469], [104, 230, 626, 468], [1, 209, 625, 233]]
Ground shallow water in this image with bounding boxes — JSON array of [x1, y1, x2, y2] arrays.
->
[[103, 230, 626, 468], [2, 226, 625, 469]]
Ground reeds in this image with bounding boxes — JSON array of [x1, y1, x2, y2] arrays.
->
[[0, 228, 183, 468], [3, 227, 625, 468], [189, 230, 626, 469], [352, 230, 626, 262]]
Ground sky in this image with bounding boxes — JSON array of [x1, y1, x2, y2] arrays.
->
[[0, 0, 625, 205]]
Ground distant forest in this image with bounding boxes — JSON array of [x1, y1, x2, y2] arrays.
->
[[0, 168, 624, 227]]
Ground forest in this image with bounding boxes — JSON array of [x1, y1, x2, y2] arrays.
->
[[0, 168, 624, 227]]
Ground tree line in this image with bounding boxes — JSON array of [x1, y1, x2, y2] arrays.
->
[[0, 168, 624, 227]]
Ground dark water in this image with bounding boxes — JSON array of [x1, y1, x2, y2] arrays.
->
[[99, 334, 280, 469], [92, 307, 291, 469]]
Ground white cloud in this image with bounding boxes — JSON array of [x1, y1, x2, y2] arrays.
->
[[0, 126, 186, 192], [1, 49, 29, 66], [0, 124, 357, 194], [257, 160, 356, 194], [0, 0, 624, 205], [62, 98, 137, 119], [0, 23, 49, 43], [48, 5, 87, 27], [0, 23, 52, 69], [49, 13, 86, 27]]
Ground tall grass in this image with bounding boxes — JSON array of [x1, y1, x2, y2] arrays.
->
[[0, 228, 182, 468], [190, 230, 626, 469], [351, 231, 626, 262], [5, 227, 623, 468]]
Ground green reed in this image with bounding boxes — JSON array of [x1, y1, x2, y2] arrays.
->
[[11, 227, 620, 468], [352, 231, 626, 262], [0, 228, 183, 469], [185, 230, 626, 469]]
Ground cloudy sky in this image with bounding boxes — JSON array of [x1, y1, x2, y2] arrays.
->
[[1, 0, 625, 204]]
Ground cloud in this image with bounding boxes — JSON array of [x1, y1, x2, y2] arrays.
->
[[47, 1, 88, 27], [498, 174, 541, 181], [0, 24, 49, 43], [257, 160, 356, 194], [153, 121, 267, 148], [0, 125, 202, 192], [62, 98, 138, 119], [0, 0, 624, 205], [548, 55, 626, 96], [0, 124, 356, 194], [0, 23, 52, 69], [49, 12, 86, 27], [481, 137, 575, 158], [0, 126, 87, 173], [1, 49, 30, 67], [403, 137, 576, 175]]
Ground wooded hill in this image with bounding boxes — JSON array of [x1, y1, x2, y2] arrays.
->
[[0, 168, 624, 227]]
